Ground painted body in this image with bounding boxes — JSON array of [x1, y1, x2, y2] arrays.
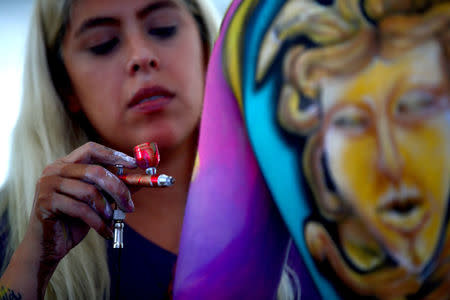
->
[[213, 0, 450, 299]]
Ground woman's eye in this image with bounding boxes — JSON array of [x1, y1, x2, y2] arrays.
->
[[148, 26, 177, 39], [396, 91, 435, 116], [89, 38, 119, 55]]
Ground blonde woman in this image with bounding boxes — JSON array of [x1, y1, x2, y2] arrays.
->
[[0, 0, 219, 299]]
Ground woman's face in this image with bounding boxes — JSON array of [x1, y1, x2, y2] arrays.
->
[[62, 0, 205, 154], [321, 41, 449, 273]]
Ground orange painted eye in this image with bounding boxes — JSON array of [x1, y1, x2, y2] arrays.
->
[[331, 106, 371, 135], [395, 90, 437, 116]]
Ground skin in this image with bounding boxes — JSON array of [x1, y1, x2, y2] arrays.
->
[[0, 0, 206, 299], [63, 0, 205, 154], [321, 41, 450, 273]]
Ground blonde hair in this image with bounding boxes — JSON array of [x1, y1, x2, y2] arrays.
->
[[0, 0, 219, 299]]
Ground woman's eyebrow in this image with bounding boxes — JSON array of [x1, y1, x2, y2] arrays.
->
[[75, 17, 119, 37], [74, 1, 177, 37], [137, 0, 178, 19]]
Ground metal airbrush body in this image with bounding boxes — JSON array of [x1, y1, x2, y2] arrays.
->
[[112, 142, 175, 248]]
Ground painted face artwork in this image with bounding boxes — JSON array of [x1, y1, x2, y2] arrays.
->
[[174, 0, 449, 299], [321, 41, 449, 273]]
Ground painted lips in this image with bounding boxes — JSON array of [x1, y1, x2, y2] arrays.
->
[[377, 186, 428, 234], [129, 86, 175, 113]]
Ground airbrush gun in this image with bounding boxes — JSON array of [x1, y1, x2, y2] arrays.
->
[[113, 142, 175, 248]]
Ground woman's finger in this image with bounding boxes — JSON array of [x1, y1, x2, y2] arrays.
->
[[61, 141, 136, 168], [42, 163, 134, 212], [39, 192, 113, 239], [54, 177, 114, 221]]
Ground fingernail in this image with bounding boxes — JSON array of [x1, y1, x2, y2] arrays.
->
[[105, 204, 113, 219], [127, 198, 135, 212]]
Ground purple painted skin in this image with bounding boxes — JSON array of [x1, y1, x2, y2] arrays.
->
[[173, 1, 290, 298]]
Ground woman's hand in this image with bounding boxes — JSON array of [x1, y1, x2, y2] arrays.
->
[[30, 141, 136, 261], [0, 142, 137, 299]]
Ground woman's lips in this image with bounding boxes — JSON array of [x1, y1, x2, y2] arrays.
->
[[128, 86, 175, 113]]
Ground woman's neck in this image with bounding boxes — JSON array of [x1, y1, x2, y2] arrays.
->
[[123, 133, 198, 254]]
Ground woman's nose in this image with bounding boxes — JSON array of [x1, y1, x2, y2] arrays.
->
[[376, 117, 403, 184], [126, 35, 160, 75]]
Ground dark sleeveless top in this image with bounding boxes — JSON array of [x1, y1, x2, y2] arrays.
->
[[0, 213, 176, 300], [107, 224, 177, 300]]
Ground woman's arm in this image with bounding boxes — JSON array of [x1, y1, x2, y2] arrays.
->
[[0, 236, 43, 300], [0, 142, 137, 300]]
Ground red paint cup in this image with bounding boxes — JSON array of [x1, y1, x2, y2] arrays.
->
[[133, 142, 160, 171]]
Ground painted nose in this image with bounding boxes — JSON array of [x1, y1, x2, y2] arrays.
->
[[376, 117, 403, 183]]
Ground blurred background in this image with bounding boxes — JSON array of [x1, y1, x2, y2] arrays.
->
[[0, 0, 231, 186]]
